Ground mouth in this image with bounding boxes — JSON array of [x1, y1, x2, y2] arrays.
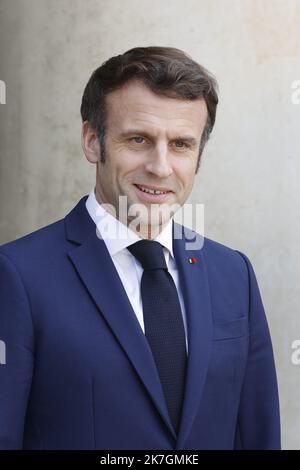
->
[[133, 184, 173, 203]]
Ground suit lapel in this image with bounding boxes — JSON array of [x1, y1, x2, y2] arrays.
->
[[65, 196, 177, 441], [173, 222, 213, 450], [64, 197, 213, 447]]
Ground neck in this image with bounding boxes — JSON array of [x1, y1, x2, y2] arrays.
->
[[94, 188, 169, 240], [133, 222, 167, 240]]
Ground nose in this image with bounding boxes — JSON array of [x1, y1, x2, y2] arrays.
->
[[144, 143, 173, 178]]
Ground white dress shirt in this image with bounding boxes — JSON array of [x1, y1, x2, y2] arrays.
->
[[85, 187, 188, 354]]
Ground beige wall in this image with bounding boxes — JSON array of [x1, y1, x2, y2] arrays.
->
[[0, 0, 300, 449]]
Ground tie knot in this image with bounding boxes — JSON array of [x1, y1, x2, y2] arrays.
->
[[127, 240, 167, 271]]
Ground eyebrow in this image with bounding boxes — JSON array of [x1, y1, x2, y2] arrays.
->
[[118, 129, 199, 146]]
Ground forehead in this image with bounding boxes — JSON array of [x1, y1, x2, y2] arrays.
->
[[105, 79, 208, 135]]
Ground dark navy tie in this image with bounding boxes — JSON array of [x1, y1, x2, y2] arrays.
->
[[127, 239, 187, 434]]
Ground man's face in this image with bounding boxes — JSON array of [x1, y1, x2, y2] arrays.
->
[[94, 79, 208, 236]]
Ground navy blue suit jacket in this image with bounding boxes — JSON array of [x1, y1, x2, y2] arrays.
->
[[0, 196, 281, 449]]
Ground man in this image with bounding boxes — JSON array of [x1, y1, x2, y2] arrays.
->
[[0, 46, 280, 450]]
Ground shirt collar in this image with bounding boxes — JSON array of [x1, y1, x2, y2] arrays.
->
[[85, 187, 174, 259]]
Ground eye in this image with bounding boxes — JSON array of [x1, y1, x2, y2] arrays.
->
[[130, 136, 145, 144], [174, 140, 188, 149]]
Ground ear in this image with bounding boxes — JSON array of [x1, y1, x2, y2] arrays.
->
[[81, 121, 101, 163]]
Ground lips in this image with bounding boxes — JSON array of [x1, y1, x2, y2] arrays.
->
[[134, 183, 173, 193], [133, 184, 173, 203]]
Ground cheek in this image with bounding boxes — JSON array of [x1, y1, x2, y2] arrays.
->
[[115, 156, 145, 182], [175, 162, 196, 189], [187, 173, 196, 191]]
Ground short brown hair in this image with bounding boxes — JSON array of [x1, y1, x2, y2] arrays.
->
[[80, 46, 218, 172]]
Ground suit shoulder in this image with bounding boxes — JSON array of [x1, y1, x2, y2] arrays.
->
[[179, 222, 244, 258], [201, 235, 253, 281], [0, 218, 65, 264], [177, 222, 251, 275], [202, 235, 243, 257]]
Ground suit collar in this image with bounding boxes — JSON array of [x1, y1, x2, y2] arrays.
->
[[65, 195, 95, 244]]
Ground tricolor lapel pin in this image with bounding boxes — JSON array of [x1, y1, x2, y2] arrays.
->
[[188, 257, 197, 264]]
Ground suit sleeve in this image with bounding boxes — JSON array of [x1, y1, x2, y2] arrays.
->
[[234, 251, 281, 450], [0, 251, 34, 449]]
